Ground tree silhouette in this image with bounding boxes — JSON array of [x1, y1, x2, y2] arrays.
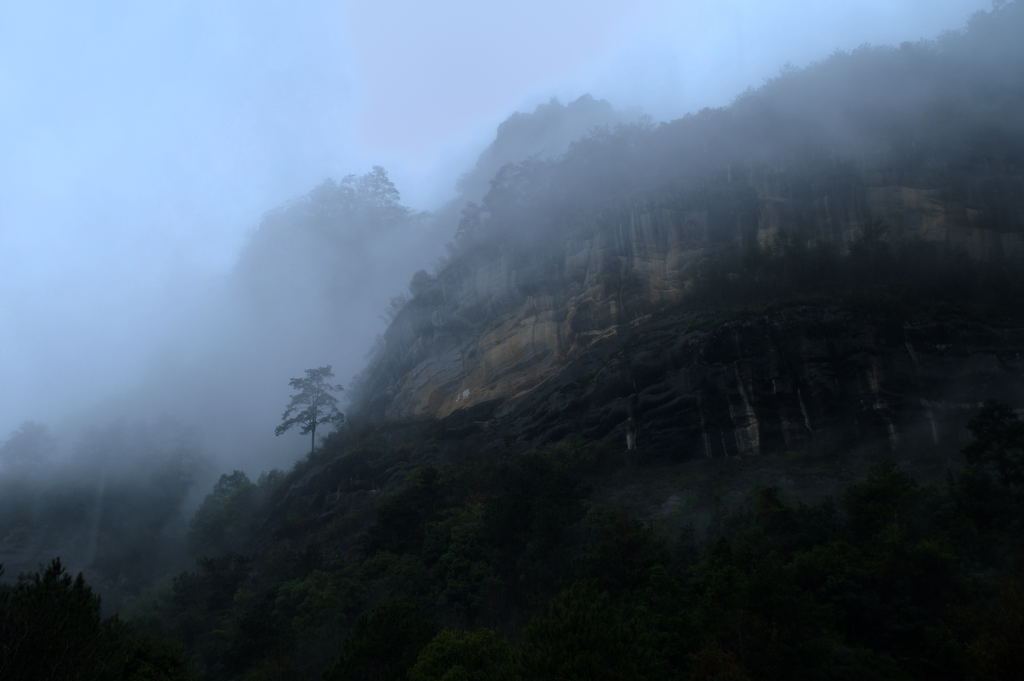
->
[[274, 366, 344, 456], [964, 400, 1024, 488]]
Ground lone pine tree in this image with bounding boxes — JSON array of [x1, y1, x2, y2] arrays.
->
[[275, 366, 344, 455]]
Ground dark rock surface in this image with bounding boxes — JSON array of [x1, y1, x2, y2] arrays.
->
[[490, 304, 1024, 460]]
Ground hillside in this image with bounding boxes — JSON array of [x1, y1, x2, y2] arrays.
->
[[135, 6, 1024, 679], [353, 6, 1024, 463], [4, 4, 1024, 681]]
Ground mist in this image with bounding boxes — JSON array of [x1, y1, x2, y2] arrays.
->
[[5, 3, 1024, 677], [1, 0, 990, 475]]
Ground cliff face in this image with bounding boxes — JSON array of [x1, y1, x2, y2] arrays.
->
[[358, 168, 1024, 459], [353, 9, 1024, 456], [492, 305, 1024, 458]]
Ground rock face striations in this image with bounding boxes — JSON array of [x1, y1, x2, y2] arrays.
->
[[358, 187, 1024, 458], [353, 7, 1024, 458]]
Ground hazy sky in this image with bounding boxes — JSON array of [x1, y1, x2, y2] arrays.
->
[[0, 0, 989, 437]]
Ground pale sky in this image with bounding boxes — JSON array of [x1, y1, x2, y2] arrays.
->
[[0, 0, 989, 436]]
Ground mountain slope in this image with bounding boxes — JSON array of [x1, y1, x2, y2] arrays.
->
[[353, 5, 1024, 461], [62, 4, 1024, 680]]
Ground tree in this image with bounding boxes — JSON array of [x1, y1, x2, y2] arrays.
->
[[188, 470, 256, 556], [0, 558, 194, 680], [325, 601, 437, 681], [274, 366, 344, 456], [355, 165, 402, 211], [964, 400, 1024, 488], [408, 628, 518, 681]]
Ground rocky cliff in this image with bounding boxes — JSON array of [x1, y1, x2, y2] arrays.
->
[[352, 8, 1024, 458], [357, 170, 1024, 457]]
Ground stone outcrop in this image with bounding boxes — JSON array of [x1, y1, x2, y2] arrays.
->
[[354, 166, 1024, 460], [348, 8, 1024, 456], [492, 305, 1024, 458]]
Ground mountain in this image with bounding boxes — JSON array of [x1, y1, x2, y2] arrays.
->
[[352, 6, 1024, 462], [0, 85, 644, 615], [454, 94, 635, 204], [6, 5, 1024, 681], [132, 9, 1024, 679], [144, 96, 637, 472]]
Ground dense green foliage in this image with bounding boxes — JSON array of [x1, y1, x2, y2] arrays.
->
[[7, 408, 1024, 680], [964, 400, 1024, 488], [117, 405, 1024, 681], [0, 559, 194, 680]]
